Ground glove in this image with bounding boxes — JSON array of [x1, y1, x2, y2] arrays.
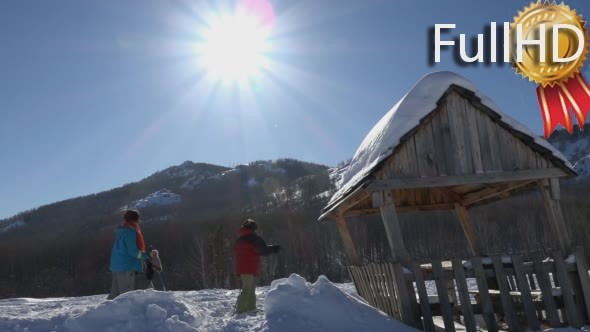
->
[[273, 245, 281, 254], [145, 261, 155, 281]]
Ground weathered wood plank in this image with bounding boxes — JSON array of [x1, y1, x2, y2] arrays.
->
[[380, 264, 396, 317], [472, 257, 498, 332], [485, 116, 503, 171], [550, 177, 561, 200], [447, 93, 470, 175], [458, 97, 474, 174], [512, 255, 541, 330], [496, 123, 519, 171], [574, 247, 590, 322], [532, 253, 561, 327], [463, 98, 484, 174], [431, 110, 448, 176], [378, 263, 395, 317], [392, 263, 421, 328], [452, 258, 477, 331], [350, 267, 370, 307], [432, 260, 456, 332], [386, 263, 401, 318], [366, 168, 568, 191], [474, 108, 493, 173], [379, 191, 410, 263], [554, 251, 583, 328], [381, 263, 400, 318], [412, 263, 435, 332], [360, 266, 379, 308], [438, 103, 456, 175], [372, 264, 390, 315], [404, 134, 420, 178], [539, 179, 571, 253], [525, 143, 538, 169], [336, 215, 360, 265], [491, 256, 519, 332], [454, 203, 480, 256], [461, 181, 533, 207], [414, 122, 438, 177]]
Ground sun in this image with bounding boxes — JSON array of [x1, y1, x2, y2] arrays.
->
[[197, 13, 271, 82]]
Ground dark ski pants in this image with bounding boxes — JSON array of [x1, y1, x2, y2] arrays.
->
[[107, 271, 135, 300]]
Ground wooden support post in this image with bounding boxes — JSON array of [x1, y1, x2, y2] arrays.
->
[[454, 203, 480, 256], [375, 191, 410, 264], [335, 213, 360, 266], [538, 179, 571, 253]]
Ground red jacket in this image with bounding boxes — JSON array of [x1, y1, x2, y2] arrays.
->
[[234, 227, 275, 275]]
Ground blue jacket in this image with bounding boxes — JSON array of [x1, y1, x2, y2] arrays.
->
[[110, 225, 148, 272]]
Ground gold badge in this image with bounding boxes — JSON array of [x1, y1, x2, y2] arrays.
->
[[511, 1, 590, 137], [511, 1, 588, 86]]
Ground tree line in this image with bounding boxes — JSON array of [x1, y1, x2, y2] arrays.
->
[[0, 180, 588, 299]]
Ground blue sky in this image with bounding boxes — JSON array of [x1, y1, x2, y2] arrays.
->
[[1, 0, 590, 219]]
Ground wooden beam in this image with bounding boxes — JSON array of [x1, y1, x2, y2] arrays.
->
[[319, 188, 370, 222], [539, 179, 571, 253], [376, 191, 410, 263], [343, 203, 456, 218], [335, 214, 360, 265], [433, 187, 462, 203], [550, 177, 560, 200], [454, 203, 480, 256], [344, 208, 380, 218], [399, 203, 455, 212], [461, 181, 534, 206], [365, 168, 567, 191], [340, 190, 371, 212]]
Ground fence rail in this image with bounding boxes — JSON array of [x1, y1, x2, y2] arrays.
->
[[348, 247, 590, 331]]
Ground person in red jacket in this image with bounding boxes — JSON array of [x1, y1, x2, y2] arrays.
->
[[234, 219, 280, 313]]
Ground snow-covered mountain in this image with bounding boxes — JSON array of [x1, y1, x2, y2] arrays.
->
[[123, 189, 182, 210], [0, 159, 332, 237], [548, 124, 590, 181]]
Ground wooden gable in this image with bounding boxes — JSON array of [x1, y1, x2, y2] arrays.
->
[[337, 86, 574, 217], [374, 86, 571, 182]]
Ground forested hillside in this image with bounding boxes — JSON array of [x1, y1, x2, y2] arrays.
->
[[0, 125, 589, 299]]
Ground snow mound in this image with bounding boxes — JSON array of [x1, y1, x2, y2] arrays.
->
[[63, 290, 207, 332], [323, 71, 574, 216], [264, 274, 417, 332]]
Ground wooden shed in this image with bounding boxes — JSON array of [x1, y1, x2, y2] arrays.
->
[[319, 72, 590, 331]]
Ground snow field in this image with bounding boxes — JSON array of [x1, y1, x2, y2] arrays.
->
[[0, 274, 413, 332]]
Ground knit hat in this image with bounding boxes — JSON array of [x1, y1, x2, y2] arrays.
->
[[123, 210, 141, 222], [242, 219, 258, 231]]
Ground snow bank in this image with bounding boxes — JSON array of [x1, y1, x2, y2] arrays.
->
[[63, 290, 207, 332], [264, 274, 417, 332]]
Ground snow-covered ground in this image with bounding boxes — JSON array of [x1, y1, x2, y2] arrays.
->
[[1, 273, 588, 332], [0, 274, 413, 332]]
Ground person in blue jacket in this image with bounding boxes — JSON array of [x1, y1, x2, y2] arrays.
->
[[107, 210, 157, 299]]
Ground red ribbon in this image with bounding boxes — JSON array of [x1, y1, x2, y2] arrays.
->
[[536, 73, 590, 138]]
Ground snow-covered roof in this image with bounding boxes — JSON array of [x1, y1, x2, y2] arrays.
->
[[321, 71, 575, 220]]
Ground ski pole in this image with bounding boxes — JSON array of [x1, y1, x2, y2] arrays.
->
[[157, 271, 167, 291]]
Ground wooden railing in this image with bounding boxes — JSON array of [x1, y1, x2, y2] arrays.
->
[[348, 247, 590, 331]]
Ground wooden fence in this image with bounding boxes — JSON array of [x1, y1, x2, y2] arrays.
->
[[348, 247, 590, 331]]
